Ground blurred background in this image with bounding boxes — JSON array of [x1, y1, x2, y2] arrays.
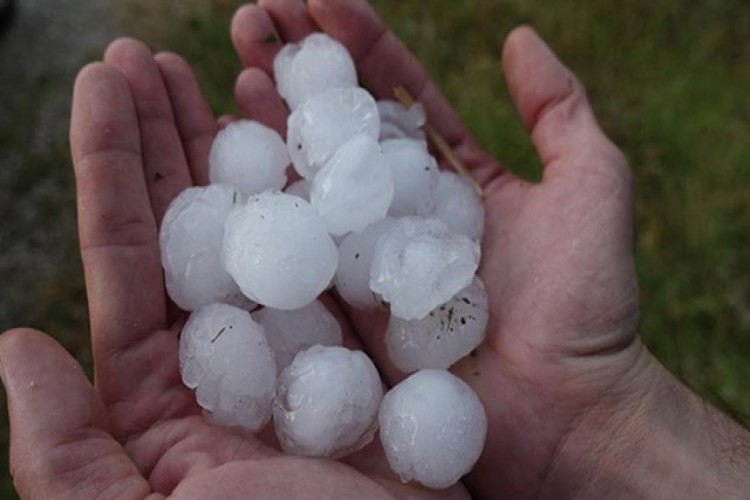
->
[[0, 0, 748, 496]]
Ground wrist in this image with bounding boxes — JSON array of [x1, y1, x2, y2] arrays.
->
[[540, 343, 750, 499]]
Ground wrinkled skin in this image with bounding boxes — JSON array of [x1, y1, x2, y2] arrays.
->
[[0, 0, 652, 498]]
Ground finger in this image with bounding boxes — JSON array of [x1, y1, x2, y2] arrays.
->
[[234, 68, 299, 185], [235, 67, 288, 136], [104, 38, 193, 224], [501, 26, 629, 181], [218, 114, 239, 129], [231, 4, 282, 74], [259, 0, 318, 42], [71, 63, 167, 397], [155, 52, 217, 186], [0, 329, 150, 499], [307, 0, 505, 186]]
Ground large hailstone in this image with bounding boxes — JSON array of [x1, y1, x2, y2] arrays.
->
[[222, 191, 338, 310], [379, 370, 487, 489], [377, 99, 427, 142], [334, 217, 396, 309], [287, 87, 380, 180], [253, 299, 343, 372], [382, 138, 439, 217], [310, 134, 394, 236], [208, 120, 289, 196], [179, 303, 277, 431], [431, 171, 485, 242], [370, 216, 481, 320], [274, 345, 383, 458], [274, 33, 358, 111], [159, 184, 245, 311], [386, 276, 488, 372]]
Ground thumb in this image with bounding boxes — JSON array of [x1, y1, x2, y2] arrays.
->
[[502, 26, 628, 182], [0, 328, 150, 499]]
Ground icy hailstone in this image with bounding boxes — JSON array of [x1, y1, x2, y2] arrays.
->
[[310, 134, 395, 236], [377, 99, 427, 142], [370, 216, 481, 320], [208, 120, 289, 196], [179, 303, 277, 431], [382, 138, 439, 217], [287, 87, 380, 180], [274, 33, 358, 111], [160, 184, 244, 311], [386, 276, 489, 372], [431, 171, 485, 242], [379, 369, 487, 489], [254, 299, 343, 372], [222, 191, 338, 310], [274, 345, 383, 458], [334, 217, 396, 309], [284, 178, 312, 202]]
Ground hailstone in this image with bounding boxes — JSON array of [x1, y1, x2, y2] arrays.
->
[[386, 276, 488, 372], [379, 369, 487, 489], [370, 216, 481, 320], [179, 303, 277, 431], [222, 191, 338, 310], [254, 299, 343, 372], [208, 120, 289, 196], [274, 345, 383, 458], [377, 99, 427, 142], [159, 184, 244, 311], [310, 133, 394, 236], [382, 138, 439, 217], [274, 33, 358, 111], [334, 217, 396, 309], [431, 171, 485, 242], [287, 87, 380, 180], [284, 178, 312, 202]]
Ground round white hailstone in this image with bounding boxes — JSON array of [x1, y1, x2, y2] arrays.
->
[[370, 216, 481, 320], [254, 300, 343, 372], [386, 276, 488, 372], [160, 184, 245, 311], [334, 217, 396, 309], [179, 303, 277, 432], [310, 134, 394, 236], [208, 120, 289, 196], [382, 138, 440, 217], [274, 33, 358, 111], [377, 99, 427, 142], [287, 87, 380, 180], [284, 178, 312, 202], [431, 171, 485, 242], [222, 191, 338, 310], [379, 369, 487, 489], [274, 345, 383, 458]]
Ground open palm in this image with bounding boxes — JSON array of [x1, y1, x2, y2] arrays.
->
[[0, 0, 651, 499], [230, 0, 646, 497]]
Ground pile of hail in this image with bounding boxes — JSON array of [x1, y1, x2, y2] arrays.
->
[[160, 33, 488, 490]]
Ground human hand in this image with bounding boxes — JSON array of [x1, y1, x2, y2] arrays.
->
[[0, 37, 471, 499], [231, 1, 750, 498], [231, 0, 640, 496]]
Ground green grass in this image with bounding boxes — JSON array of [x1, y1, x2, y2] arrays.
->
[[1, 0, 749, 495]]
